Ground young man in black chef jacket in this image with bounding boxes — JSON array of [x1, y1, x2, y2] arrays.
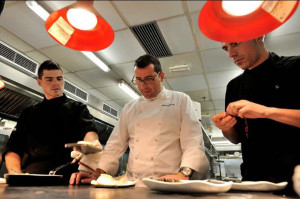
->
[[3, 60, 99, 182], [212, 36, 300, 194]]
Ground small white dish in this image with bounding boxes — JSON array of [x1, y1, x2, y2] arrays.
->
[[142, 178, 232, 193], [231, 181, 288, 191]]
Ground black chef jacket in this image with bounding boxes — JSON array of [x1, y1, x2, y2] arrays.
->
[[3, 94, 99, 175], [226, 53, 300, 184]]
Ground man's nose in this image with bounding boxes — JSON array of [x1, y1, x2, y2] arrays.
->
[[140, 81, 147, 87], [227, 48, 237, 58], [140, 80, 150, 88], [52, 79, 59, 85]]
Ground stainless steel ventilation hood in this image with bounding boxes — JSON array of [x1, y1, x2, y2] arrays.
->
[[0, 82, 41, 121]]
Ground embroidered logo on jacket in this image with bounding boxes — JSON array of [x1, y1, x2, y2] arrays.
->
[[161, 104, 175, 107]]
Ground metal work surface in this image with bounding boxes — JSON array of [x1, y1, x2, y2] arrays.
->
[[0, 185, 297, 199]]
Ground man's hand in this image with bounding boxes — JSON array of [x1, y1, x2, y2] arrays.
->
[[71, 151, 101, 173], [69, 168, 106, 185], [212, 112, 240, 144], [211, 112, 237, 132], [159, 172, 189, 182], [5, 152, 23, 174], [71, 140, 102, 173], [69, 172, 94, 185], [226, 100, 268, 119]]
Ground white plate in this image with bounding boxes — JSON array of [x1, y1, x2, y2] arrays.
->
[[142, 178, 232, 193], [231, 181, 288, 191], [91, 180, 136, 188], [65, 142, 102, 154]]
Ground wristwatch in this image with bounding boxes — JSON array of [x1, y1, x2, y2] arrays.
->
[[179, 167, 194, 178]]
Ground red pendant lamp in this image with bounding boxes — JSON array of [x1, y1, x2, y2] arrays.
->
[[45, 0, 114, 52], [198, 1, 299, 42]]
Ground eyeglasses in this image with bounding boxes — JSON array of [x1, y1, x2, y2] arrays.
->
[[132, 72, 161, 85]]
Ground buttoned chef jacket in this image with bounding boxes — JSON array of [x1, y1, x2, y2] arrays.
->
[[99, 87, 208, 186]]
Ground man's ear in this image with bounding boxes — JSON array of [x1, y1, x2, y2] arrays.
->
[[160, 72, 165, 82], [37, 78, 42, 87], [257, 35, 264, 44]]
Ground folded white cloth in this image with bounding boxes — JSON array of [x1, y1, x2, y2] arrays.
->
[[71, 140, 102, 173], [293, 165, 300, 196]]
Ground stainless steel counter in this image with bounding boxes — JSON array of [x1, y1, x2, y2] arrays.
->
[[0, 185, 297, 199]]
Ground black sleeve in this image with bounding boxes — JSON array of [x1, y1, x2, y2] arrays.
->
[[2, 109, 28, 159], [76, 103, 99, 139]]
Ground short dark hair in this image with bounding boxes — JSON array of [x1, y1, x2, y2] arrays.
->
[[135, 54, 162, 74], [38, 60, 63, 79]]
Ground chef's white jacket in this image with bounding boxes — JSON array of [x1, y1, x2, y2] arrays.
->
[[99, 87, 209, 186]]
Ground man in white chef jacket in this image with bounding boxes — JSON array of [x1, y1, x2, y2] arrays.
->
[[70, 54, 209, 186]]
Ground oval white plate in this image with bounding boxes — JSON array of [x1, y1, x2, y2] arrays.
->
[[142, 178, 232, 193], [231, 181, 288, 191]]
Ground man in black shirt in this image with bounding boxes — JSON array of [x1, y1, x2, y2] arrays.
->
[[3, 60, 99, 181], [212, 36, 300, 191]]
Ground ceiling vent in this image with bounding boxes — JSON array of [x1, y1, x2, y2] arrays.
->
[[64, 80, 88, 102], [0, 40, 38, 77], [102, 103, 118, 118], [130, 21, 172, 58]]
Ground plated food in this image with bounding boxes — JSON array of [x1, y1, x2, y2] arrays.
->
[[91, 174, 136, 188]]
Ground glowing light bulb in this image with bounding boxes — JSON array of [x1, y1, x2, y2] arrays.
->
[[222, 1, 263, 16], [67, 8, 97, 30]]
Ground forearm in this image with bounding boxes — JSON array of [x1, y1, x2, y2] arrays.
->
[[266, 108, 300, 128], [83, 131, 99, 142], [5, 152, 22, 173], [222, 126, 240, 144]]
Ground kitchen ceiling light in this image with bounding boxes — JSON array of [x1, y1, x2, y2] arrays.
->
[[67, 8, 97, 30], [26, 1, 50, 21], [222, 1, 263, 16], [169, 64, 190, 72], [44, 0, 114, 51], [118, 81, 140, 100], [26, 1, 109, 72], [81, 51, 110, 72], [198, 1, 299, 42]]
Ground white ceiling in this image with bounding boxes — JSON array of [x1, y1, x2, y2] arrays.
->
[[1, 1, 300, 136]]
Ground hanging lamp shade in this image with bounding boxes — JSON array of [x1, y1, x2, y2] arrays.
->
[[198, 1, 299, 42], [45, 1, 114, 51]]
